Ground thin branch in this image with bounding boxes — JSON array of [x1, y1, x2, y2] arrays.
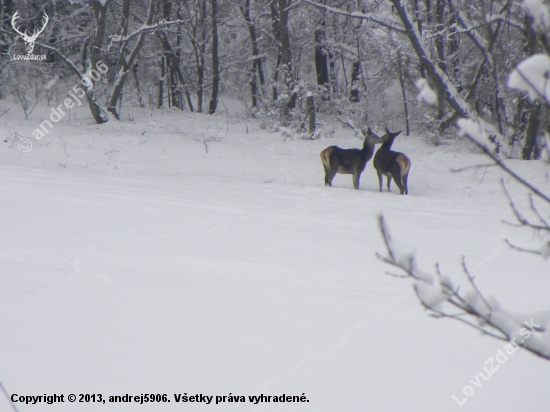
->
[[501, 180, 550, 230], [450, 163, 494, 173], [463, 132, 550, 203], [301, 0, 406, 33], [377, 215, 550, 361], [505, 239, 542, 256], [462, 256, 492, 312]]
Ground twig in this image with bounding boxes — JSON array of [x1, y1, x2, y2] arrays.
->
[[450, 163, 494, 173], [504, 238, 542, 256], [0, 108, 10, 119], [376, 214, 550, 361]]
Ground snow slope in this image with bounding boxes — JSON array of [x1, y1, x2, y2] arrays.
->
[[0, 104, 549, 411]]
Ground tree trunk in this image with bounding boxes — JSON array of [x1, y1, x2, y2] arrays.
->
[[241, 0, 266, 108], [522, 102, 542, 160], [397, 53, 410, 136], [85, 0, 109, 123], [279, 0, 296, 113], [270, 1, 282, 101], [158, 31, 194, 111], [435, 0, 446, 73], [133, 64, 144, 107], [315, 19, 329, 88], [208, 0, 219, 114], [158, 56, 165, 108], [413, 0, 422, 36], [522, 15, 541, 159], [307, 93, 315, 136], [108, 0, 156, 119], [350, 61, 361, 103], [0, 0, 13, 98], [448, 11, 462, 92], [196, 0, 207, 113], [162, 0, 182, 110], [511, 98, 528, 148]]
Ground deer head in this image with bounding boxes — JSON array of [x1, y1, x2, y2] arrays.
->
[[11, 11, 49, 55]]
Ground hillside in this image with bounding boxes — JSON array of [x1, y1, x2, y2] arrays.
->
[[0, 103, 549, 411]]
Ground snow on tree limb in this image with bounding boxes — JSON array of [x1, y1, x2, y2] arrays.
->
[[388, 0, 509, 152], [33, 41, 110, 123], [457, 118, 496, 151], [508, 54, 550, 105], [415, 79, 438, 106], [377, 215, 550, 361], [107, 19, 189, 50], [301, 0, 406, 33], [522, 0, 550, 33]]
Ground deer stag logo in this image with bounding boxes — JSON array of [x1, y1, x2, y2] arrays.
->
[[11, 11, 49, 55]]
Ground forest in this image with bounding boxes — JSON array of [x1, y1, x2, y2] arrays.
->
[[0, 0, 548, 159]]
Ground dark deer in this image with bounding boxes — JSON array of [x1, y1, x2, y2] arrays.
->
[[373, 127, 411, 195], [320, 128, 383, 189]]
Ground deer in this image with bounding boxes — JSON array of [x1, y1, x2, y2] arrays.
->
[[373, 127, 411, 195], [320, 128, 384, 190], [11, 11, 49, 55]]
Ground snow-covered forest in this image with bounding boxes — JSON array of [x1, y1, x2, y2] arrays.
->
[[0, 0, 549, 411]]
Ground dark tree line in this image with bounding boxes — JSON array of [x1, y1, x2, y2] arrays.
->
[[0, 0, 547, 159]]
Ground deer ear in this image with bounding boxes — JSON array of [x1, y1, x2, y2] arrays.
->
[[394, 130, 402, 137], [367, 127, 373, 134], [385, 127, 391, 134]]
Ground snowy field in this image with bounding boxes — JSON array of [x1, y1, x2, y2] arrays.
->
[[0, 102, 549, 411]]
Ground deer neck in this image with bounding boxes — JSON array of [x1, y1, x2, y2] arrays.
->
[[380, 137, 396, 151], [361, 137, 377, 160]]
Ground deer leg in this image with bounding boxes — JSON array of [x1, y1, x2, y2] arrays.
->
[[323, 165, 331, 186], [377, 170, 383, 192], [403, 172, 409, 195], [353, 171, 360, 190], [386, 176, 391, 192], [325, 165, 338, 187], [392, 172, 405, 195]]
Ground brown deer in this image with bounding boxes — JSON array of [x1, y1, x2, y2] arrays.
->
[[373, 127, 411, 195], [320, 128, 383, 189]]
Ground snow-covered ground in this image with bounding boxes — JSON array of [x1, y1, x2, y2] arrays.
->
[[0, 102, 549, 411]]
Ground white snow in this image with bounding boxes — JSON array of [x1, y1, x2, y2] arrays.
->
[[522, 0, 550, 32], [44, 75, 59, 90], [508, 54, 550, 103], [415, 78, 438, 106], [0, 102, 549, 411], [457, 117, 497, 152], [414, 281, 447, 308]]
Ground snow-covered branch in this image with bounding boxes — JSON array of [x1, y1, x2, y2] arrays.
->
[[33, 41, 109, 123], [107, 18, 189, 50], [508, 54, 550, 106], [457, 118, 550, 204], [377, 215, 550, 362], [301, 0, 406, 34]]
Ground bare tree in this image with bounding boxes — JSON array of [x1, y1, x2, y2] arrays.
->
[[377, 0, 550, 362], [239, 0, 266, 108], [208, 0, 219, 114]]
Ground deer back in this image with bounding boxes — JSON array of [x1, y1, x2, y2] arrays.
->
[[374, 128, 404, 173]]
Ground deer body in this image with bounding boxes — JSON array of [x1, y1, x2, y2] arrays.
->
[[373, 128, 411, 195], [320, 129, 383, 189]]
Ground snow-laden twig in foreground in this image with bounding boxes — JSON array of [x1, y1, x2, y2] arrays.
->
[[376, 215, 550, 362], [508, 54, 550, 105]]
